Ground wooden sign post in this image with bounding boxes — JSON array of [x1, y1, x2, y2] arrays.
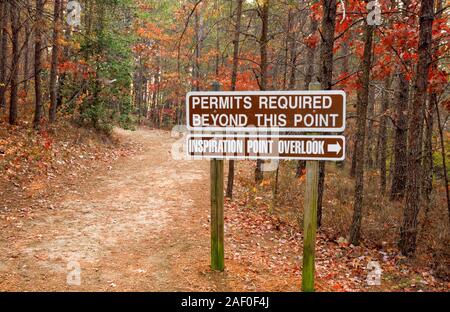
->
[[210, 82, 224, 271], [302, 81, 321, 292]]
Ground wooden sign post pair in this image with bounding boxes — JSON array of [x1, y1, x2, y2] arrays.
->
[[186, 82, 346, 290]]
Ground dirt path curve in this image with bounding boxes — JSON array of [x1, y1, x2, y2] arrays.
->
[[0, 128, 215, 291]]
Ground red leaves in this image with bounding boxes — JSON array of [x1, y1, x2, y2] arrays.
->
[[40, 130, 53, 151], [401, 51, 417, 62], [304, 34, 320, 49], [310, 2, 322, 21], [381, 35, 394, 47], [428, 68, 449, 93], [355, 42, 365, 59], [335, 18, 351, 34], [58, 61, 77, 73]]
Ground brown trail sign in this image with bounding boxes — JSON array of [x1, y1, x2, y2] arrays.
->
[[187, 134, 345, 161], [186, 90, 346, 132]]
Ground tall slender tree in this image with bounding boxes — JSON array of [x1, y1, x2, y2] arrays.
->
[[379, 76, 392, 194], [399, 0, 434, 256], [33, 0, 44, 129], [49, 0, 62, 123], [9, 2, 20, 125], [317, 0, 337, 224], [390, 0, 411, 201], [0, 1, 8, 111], [349, 20, 374, 245], [226, 0, 244, 199], [254, 0, 270, 184]]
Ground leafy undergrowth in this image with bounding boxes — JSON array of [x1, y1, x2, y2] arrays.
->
[[0, 120, 140, 217], [221, 161, 449, 291]]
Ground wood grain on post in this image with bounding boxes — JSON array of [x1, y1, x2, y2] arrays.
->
[[210, 81, 224, 271], [302, 81, 321, 291]]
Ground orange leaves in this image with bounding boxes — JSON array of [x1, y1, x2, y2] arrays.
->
[[58, 60, 93, 82], [58, 61, 77, 73], [304, 34, 320, 49]]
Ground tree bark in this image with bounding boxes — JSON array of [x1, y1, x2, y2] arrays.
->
[[49, 0, 62, 123], [390, 0, 411, 200], [422, 93, 434, 203], [23, 0, 32, 99], [193, 10, 203, 91], [422, 0, 442, 204], [390, 73, 409, 200], [33, 0, 44, 129], [9, 3, 19, 125], [296, 15, 318, 177], [226, 0, 243, 199], [349, 23, 374, 245], [317, 0, 337, 226], [0, 1, 8, 111], [435, 99, 450, 224], [366, 86, 376, 168], [379, 77, 392, 194], [399, 0, 434, 256], [255, 0, 270, 184]]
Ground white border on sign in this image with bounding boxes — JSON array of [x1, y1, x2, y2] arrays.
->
[[186, 134, 346, 161], [185, 90, 347, 133]]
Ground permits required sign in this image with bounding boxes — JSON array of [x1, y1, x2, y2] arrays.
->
[[187, 134, 346, 161], [186, 91, 346, 132]]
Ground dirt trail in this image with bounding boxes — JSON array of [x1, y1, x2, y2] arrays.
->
[[0, 129, 214, 291]]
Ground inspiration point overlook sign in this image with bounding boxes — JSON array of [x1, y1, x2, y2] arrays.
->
[[187, 134, 345, 161]]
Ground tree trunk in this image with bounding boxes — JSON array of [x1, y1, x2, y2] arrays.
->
[[255, 0, 270, 184], [33, 0, 44, 129], [57, 0, 70, 109], [297, 15, 318, 177], [49, 0, 62, 123], [317, 0, 337, 226], [390, 73, 409, 200], [435, 99, 450, 224], [379, 77, 392, 194], [23, 0, 31, 99], [422, 0, 443, 204], [226, 0, 243, 199], [399, 0, 434, 256], [366, 86, 376, 168], [350, 135, 357, 177], [349, 23, 374, 245], [193, 10, 203, 91], [9, 3, 19, 125], [0, 1, 8, 111], [422, 93, 434, 203]]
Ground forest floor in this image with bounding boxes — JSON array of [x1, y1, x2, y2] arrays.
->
[[0, 126, 448, 291]]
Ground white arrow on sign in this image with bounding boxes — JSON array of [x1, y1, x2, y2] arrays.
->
[[328, 142, 342, 154]]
